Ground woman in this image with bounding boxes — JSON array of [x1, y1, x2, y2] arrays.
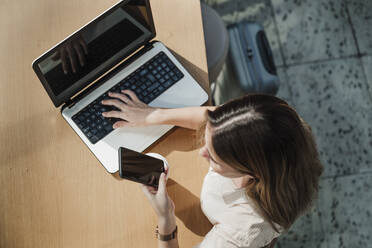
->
[[102, 90, 323, 248]]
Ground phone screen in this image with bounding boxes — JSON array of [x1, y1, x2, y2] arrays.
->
[[119, 147, 165, 187]]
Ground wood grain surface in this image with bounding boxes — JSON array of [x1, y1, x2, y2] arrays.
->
[[0, 0, 212, 247]]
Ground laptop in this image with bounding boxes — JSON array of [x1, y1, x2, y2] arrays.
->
[[32, 0, 209, 173]]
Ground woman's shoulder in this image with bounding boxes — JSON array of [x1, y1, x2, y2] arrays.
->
[[216, 193, 283, 246], [201, 168, 283, 246], [215, 211, 281, 247]]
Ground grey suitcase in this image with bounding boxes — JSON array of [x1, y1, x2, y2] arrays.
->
[[227, 21, 279, 95]]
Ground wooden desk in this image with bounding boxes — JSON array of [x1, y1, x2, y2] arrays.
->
[[0, 0, 212, 247]]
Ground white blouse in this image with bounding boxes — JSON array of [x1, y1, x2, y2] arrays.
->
[[194, 167, 282, 248]]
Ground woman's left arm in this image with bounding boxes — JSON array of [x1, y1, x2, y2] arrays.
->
[[141, 173, 179, 248]]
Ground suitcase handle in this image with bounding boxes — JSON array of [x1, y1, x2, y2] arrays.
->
[[256, 31, 277, 75]]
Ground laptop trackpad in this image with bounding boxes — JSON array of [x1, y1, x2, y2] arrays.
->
[[103, 125, 173, 152]]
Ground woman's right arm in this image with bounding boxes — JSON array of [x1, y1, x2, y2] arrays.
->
[[101, 90, 216, 130]]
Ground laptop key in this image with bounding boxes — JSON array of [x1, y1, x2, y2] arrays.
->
[[90, 136, 99, 144], [78, 115, 85, 121], [95, 132, 105, 140], [135, 88, 142, 95], [176, 72, 183, 78], [104, 125, 113, 132], [147, 82, 160, 92], [111, 87, 121, 93], [102, 120, 110, 126], [139, 69, 148, 76], [146, 74, 156, 82], [153, 89, 160, 97], [163, 79, 173, 88], [167, 61, 175, 68]]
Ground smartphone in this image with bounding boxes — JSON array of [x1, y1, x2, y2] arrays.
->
[[119, 147, 165, 187]]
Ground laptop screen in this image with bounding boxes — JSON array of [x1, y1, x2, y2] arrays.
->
[[33, 0, 155, 107]]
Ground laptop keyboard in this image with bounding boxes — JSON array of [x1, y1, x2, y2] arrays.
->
[[72, 51, 184, 144]]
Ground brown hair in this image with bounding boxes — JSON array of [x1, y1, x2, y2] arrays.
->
[[207, 94, 323, 231]]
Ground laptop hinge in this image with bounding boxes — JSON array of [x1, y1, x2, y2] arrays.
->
[[61, 41, 156, 112]]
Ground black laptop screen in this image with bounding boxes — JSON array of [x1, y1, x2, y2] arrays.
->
[[33, 0, 155, 107]]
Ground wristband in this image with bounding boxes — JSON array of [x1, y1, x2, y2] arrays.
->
[[155, 225, 178, 241]]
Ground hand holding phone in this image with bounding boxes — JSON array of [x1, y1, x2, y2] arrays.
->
[[140, 172, 176, 221], [119, 147, 167, 187]]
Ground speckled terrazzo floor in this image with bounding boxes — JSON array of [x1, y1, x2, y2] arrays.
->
[[202, 0, 372, 247]]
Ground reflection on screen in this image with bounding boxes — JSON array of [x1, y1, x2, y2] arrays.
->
[[121, 149, 164, 187], [37, 1, 153, 98]]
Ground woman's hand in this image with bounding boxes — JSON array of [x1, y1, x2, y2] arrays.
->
[[141, 173, 176, 234], [101, 90, 157, 129], [141, 172, 175, 219]]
